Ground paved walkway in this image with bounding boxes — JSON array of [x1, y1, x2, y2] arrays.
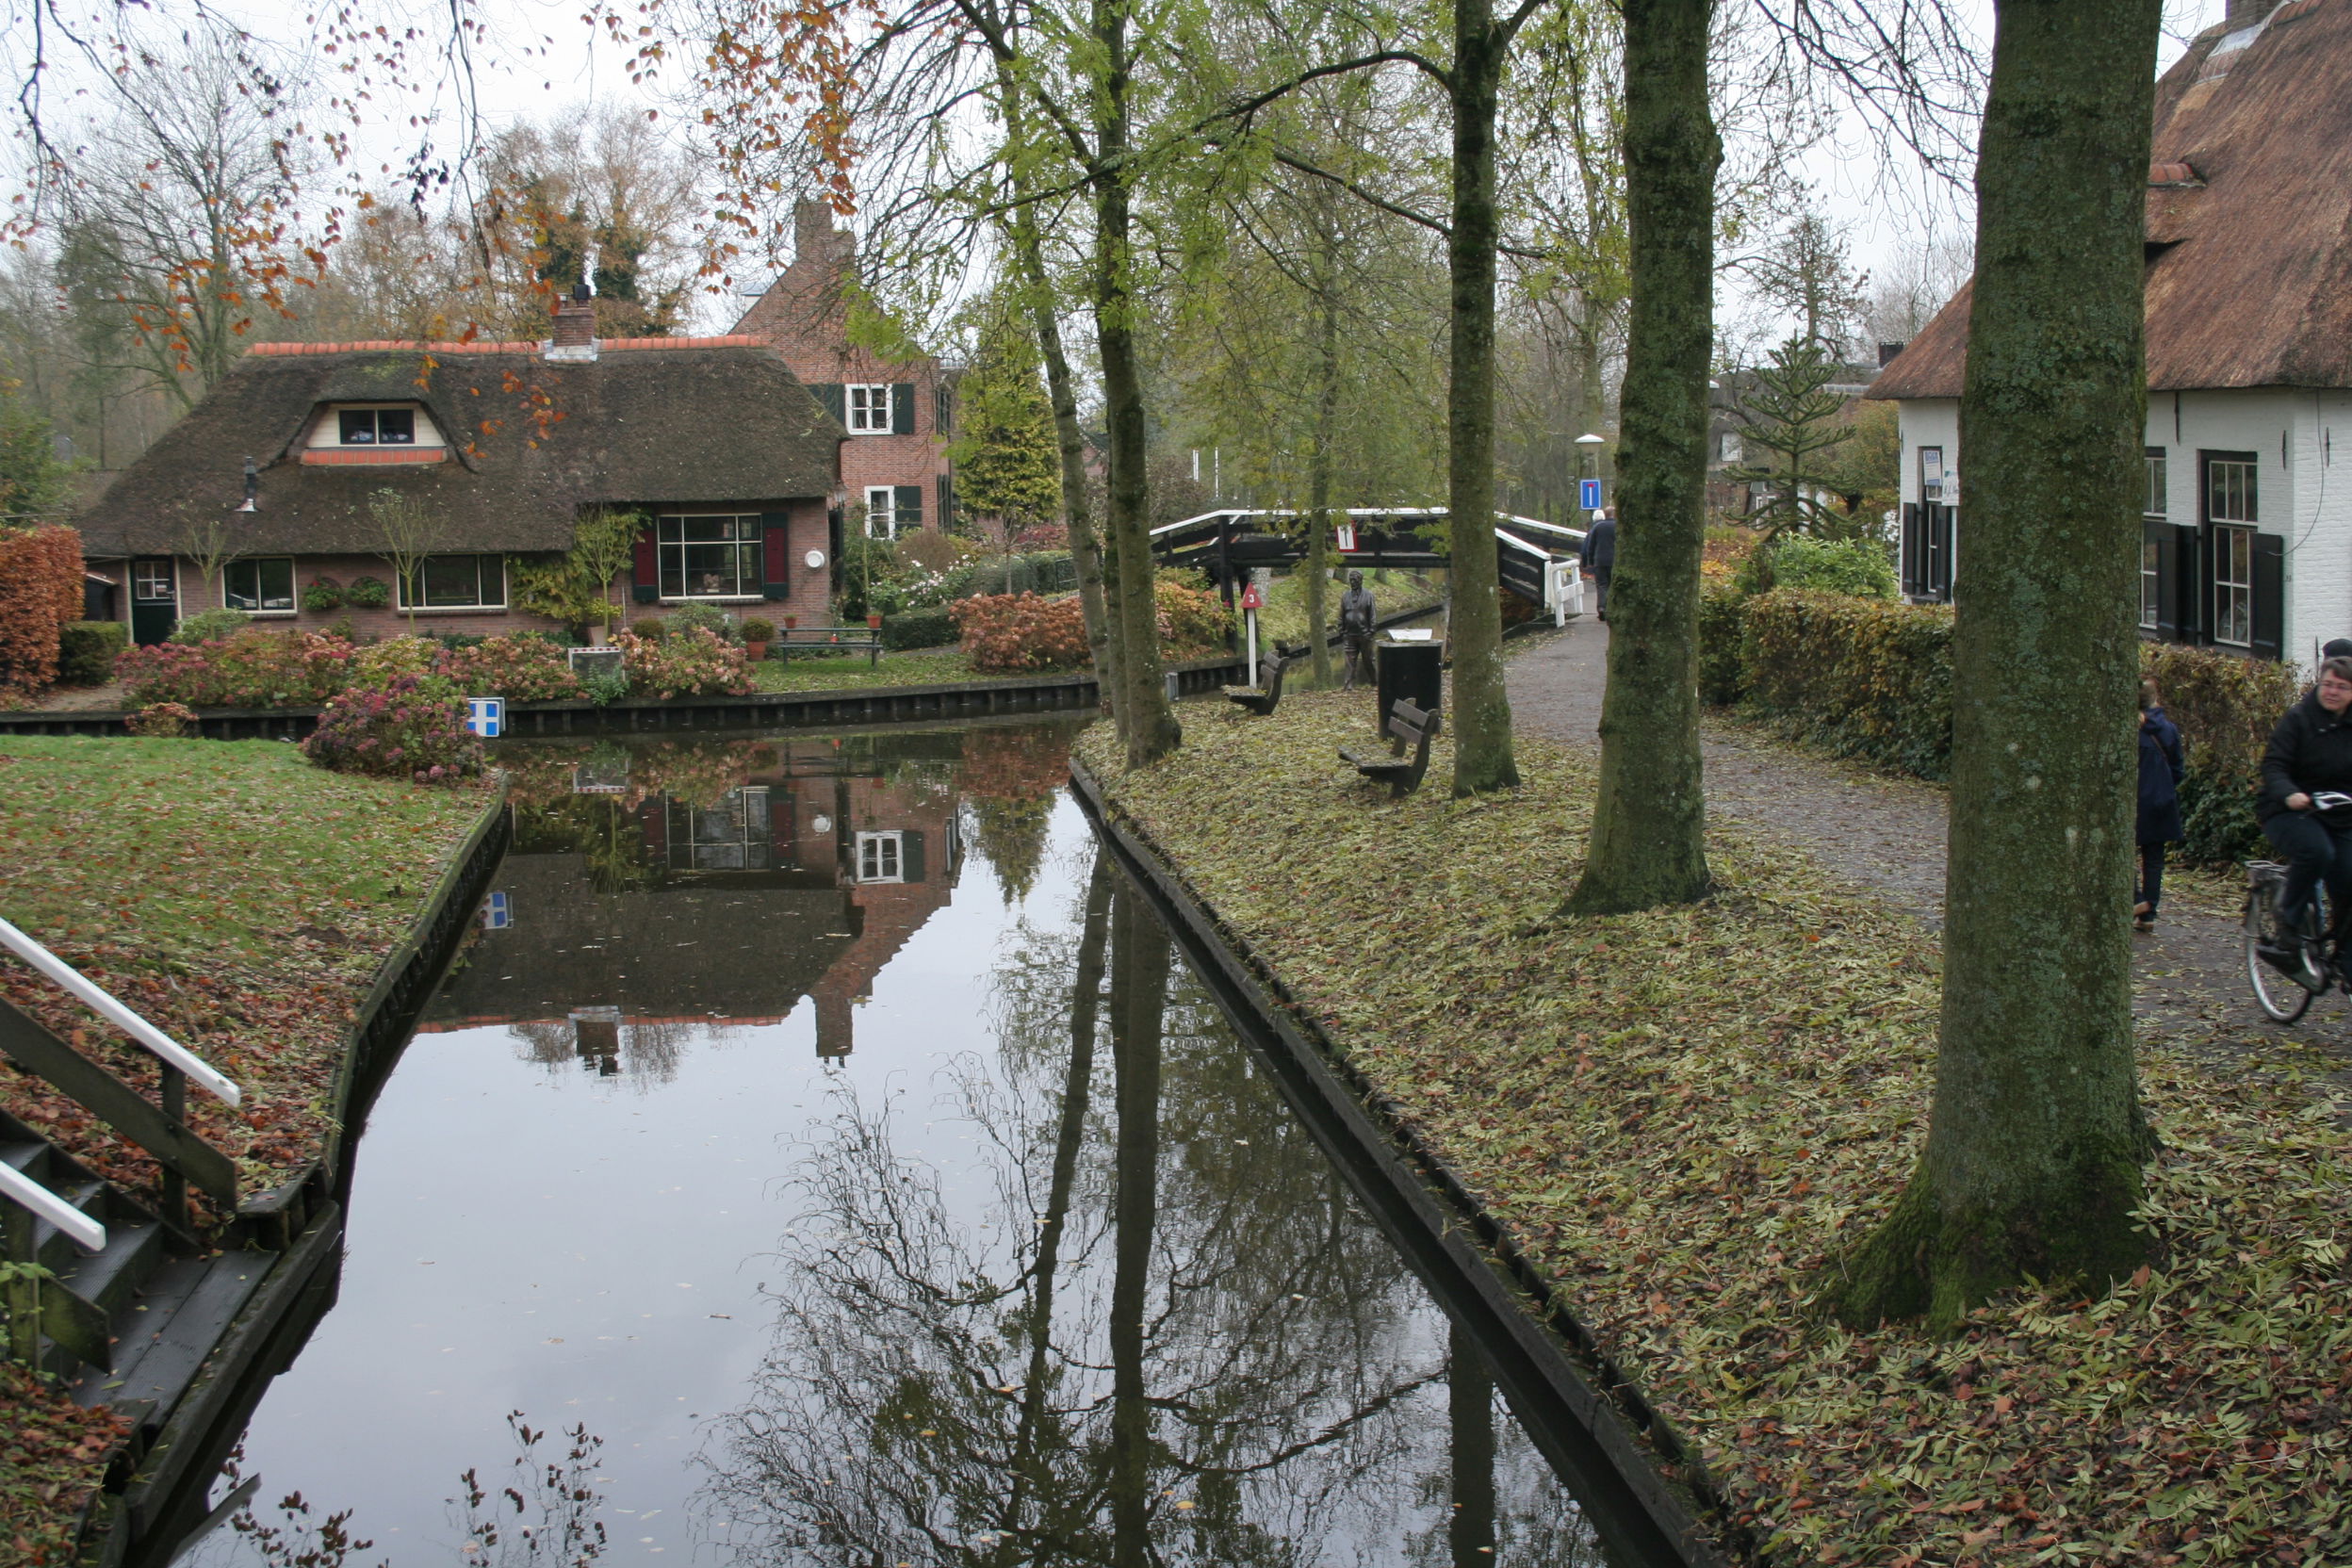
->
[[1505, 617, 2352, 1059]]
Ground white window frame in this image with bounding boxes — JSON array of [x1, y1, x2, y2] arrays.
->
[[657, 514, 762, 601], [2145, 449, 2168, 520], [2140, 538, 2161, 632], [336, 405, 419, 446], [856, 830, 904, 885], [132, 559, 176, 602], [864, 486, 899, 540], [846, 384, 893, 434], [397, 553, 509, 612], [2213, 525, 2255, 648], [1718, 432, 1742, 465], [222, 556, 297, 614]]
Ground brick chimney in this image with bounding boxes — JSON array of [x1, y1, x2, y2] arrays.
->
[[546, 285, 598, 362], [792, 200, 854, 272]]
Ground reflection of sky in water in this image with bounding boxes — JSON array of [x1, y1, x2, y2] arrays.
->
[[185, 727, 1596, 1567]]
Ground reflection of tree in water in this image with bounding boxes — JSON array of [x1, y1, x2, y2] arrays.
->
[[499, 1018, 730, 1088], [958, 726, 1075, 908], [695, 858, 1599, 1565]]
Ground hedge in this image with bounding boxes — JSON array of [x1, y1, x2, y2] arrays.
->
[[882, 607, 957, 651], [1706, 585, 2303, 863], [0, 524, 83, 697], [56, 620, 127, 686]]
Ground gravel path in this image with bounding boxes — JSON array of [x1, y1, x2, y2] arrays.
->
[[1505, 617, 2352, 1061]]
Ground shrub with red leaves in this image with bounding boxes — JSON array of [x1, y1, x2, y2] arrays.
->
[[301, 671, 483, 784], [951, 592, 1092, 672], [0, 524, 84, 699]]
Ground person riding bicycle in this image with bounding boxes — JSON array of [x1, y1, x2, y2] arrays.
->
[[2258, 654, 2352, 978]]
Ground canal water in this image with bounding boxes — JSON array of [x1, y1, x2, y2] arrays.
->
[[185, 719, 1601, 1566]]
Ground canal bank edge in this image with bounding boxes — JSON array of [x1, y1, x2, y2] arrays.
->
[[1069, 757, 1733, 1568], [70, 787, 513, 1568]]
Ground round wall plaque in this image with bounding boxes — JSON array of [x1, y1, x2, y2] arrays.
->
[[804, 548, 827, 569]]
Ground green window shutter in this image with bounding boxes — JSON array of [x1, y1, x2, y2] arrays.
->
[[937, 473, 955, 531], [891, 383, 916, 434], [894, 484, 923, 531], [900, 830, 925, 883], [817, 384, 846, 426], [2251, 531, 2285, 661]]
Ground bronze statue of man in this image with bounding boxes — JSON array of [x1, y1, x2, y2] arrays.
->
[[1339, 570, 1377, 690]]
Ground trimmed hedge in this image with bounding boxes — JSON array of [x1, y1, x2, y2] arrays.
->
[[1706, 586, 2299, 863], [882, 607, 957, 651], [57, 620, 127, 686]]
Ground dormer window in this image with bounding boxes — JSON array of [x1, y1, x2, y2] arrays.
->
[[339, 407, 416, 445]]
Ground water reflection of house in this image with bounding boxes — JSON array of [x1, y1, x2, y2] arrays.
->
[[421, 739, 963, 1065]]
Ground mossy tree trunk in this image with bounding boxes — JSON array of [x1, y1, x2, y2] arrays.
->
[[1444, 0, 1518, 793], [1563, 0, 1715, 914], [1823, 0, 2163, 1331], [1091, 0, 1179, 765], [1106, 884, 1168, 1566]]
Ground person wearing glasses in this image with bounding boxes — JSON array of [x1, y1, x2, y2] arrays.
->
[[2259, 655, 2352, 978]]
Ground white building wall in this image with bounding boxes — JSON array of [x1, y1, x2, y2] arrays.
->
[[1895, 400, 1961, 509]]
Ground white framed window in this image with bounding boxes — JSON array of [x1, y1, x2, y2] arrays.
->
[[1718, 432, 1742, 465], [2141, 538, 2161, 631], [846, 384, 893, 434], [2207, 455, 2258, 526], [223, 556, 295, 612], [2213, 527, 2255, 647], [658, 515, 760, 598], [398, 554, 507, 610], [337, 406, 416, 446], [864, 486, 897, 539], [2145, 449, 2168, 519], [133, 559, 175, 602], [856, 830, 904, 884]]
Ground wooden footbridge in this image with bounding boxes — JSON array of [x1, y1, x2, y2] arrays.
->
[[1149, 507, 1590, 622]]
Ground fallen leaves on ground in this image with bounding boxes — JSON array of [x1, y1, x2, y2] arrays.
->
[[1083, 691, 2352, 1566], [0, 1361, 132, 1566]]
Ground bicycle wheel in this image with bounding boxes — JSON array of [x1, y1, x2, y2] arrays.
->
[[2246, 875, 2316, 1023]]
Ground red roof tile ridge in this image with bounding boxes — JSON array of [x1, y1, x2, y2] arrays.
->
[[599, 334, 770, 351], [245, 339, 543, 357]]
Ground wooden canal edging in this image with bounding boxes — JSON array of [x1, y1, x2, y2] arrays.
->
[[1069, 759, 1739, 1568], [67, 789, 514, 1568], [0, 658, 1251, 742]]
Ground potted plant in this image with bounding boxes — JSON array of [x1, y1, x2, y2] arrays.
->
[[783, 612, 798, 630], [866, 611, 885, 630], [346, 576, 391, 610], [302, 576, 345, 613], [742, 617, 775, 662]]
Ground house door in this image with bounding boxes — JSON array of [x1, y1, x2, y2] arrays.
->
[[129, 558, 178, 645]]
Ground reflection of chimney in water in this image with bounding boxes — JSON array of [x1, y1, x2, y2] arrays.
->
[[815, 989, 853, 1059], [571, 1006, 622, 1066]]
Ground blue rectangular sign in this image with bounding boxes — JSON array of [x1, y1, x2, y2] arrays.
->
[[465, 696, 504, 739], [1579, 478, 1604, 510], [482, 890, 512, 929]]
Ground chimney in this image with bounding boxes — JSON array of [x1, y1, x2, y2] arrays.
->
[[546, 284, 598, 363], [1877, 341, 1908, 368], [237, 455, 258, 513], [814, 988, 853, 1060]]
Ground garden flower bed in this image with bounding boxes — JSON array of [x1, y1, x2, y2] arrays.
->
[[1081, 692, 2352, 1566]]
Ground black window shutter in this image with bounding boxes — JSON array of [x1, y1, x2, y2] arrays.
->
[[937, 473, 955, 531], [1900, 503, 1920, 596], [760, 511, 791, 599], [1931, 506, 1955, 601], [2152, 522, 2181, 641], [2251, 531, 2285, 661], [891, 383, 917, 434], [828, 506, 843, 576], [894, 483, 923, 530], [817, 384, 846, 425], [934, 383, 952, 434], [900, 830, 926, 884]]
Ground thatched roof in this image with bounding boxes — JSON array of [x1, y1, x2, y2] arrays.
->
[[1871, 0, 2352, 400], [78, 337, 843, 557]]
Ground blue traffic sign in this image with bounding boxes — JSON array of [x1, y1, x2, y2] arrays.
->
[[482, 890, 512, 929], [465, 696, 505, 738], [1579, 478, 1604, 510]]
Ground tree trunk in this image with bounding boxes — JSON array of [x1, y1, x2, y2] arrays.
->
[[1444, 0, 1518, 793], [1823, 0, 2162, 1331], [1446, 1324, 1497, 1568], [1306, 242, 1341, 688], [1091, 0, 1179, 765], [1563, 0, 1717, 915], [1106, 884, 1167, 1567]]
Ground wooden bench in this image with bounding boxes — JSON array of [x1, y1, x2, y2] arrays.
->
[[1222, 651, 1287, 716], [1339, 699, 1442, 796], [772, 628, 883, 666]]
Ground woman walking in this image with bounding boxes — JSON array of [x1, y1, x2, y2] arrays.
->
[[2136, 678, 2184, 933]]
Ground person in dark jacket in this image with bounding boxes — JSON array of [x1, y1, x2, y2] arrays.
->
[[2135, 678, 2185, 932], [2259, 655, 2352, 969], [1578, 510, 1617, 620]]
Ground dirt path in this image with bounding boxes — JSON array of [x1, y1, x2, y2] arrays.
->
[[1505, 618, 2352, 1061]]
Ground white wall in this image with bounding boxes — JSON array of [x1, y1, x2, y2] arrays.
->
[[1894, 399, 1961, 508]]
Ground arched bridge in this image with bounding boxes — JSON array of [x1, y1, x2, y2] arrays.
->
[[1149, 507, 1589, 621]]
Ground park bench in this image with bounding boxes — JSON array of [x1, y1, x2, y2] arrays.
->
[[1339, 698, 1442, 797], [772, 627, 883, 667], [1223, 651, 1287, 716]]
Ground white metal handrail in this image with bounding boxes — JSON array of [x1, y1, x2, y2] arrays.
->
[[0, 917, 241, 1106], [0, 1160, 106, 1252]]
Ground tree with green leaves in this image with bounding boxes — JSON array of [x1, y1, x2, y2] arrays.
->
[[948, 302, 1062, 565], [1822, 0, 2164, 1331], [1723, 335, 1857, 552], [514, 508, 642, 639], [0, 389, 78, 519]]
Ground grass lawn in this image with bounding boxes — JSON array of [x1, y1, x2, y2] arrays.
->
[[0, 737, 491, 1565], [750, 646, 979, 692], [1083, 692, 2352, 1567]]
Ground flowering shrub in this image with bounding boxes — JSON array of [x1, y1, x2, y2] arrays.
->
[[610, 628, 755, 698], [170, 609, 253, 645], [952, 593, 1090, 672], [117, 629, 356, 709], [352, 635, 442, 685], [302, 577, 345, 612], [0, 524, 84, 697], [630, 617, 667, 642], [1154, 579, 1229, 660], [301, 671, 482, 784], [445, 635, 585, 701], [124, 701, 200, 738]]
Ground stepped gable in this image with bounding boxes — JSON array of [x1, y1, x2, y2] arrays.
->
[[1871, 0, 2352, 400]]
